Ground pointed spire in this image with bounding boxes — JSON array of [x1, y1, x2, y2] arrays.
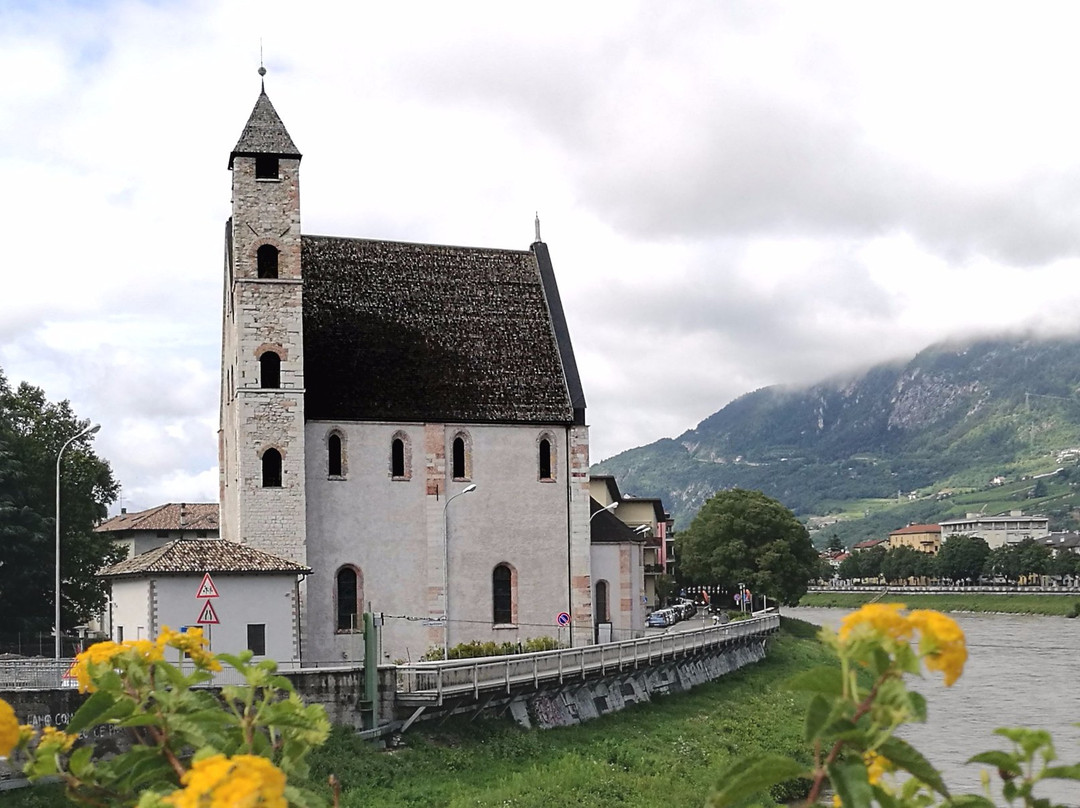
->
[[534, 212, 542, 243], [228, 66, 301, 169]]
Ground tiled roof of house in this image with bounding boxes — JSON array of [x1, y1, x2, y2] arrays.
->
[[1037, 532, 1080, 550], [853, 538, 887, 550], [95, 503, 219, 534], [589, 500, 646, 544], [889, 524, 942, 536], [100, 539, 309, 578], [229, 89, 301, 168], [301, 236, 578, 424]]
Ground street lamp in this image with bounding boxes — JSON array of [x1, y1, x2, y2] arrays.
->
[[56, 423, 100, 659], [442, 483, 476, 660], [590, 501, 618, 521]]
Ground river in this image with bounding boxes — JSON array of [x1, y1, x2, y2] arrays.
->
[[788, 607, 1080, 806]]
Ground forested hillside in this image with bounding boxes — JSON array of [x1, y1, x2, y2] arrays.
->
[[593, 336, 1080, 542]]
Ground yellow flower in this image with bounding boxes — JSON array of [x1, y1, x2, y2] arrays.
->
[[157, 625, 222, 672], [909, 610, 967, 686], [864, 750, 892, 785], [838, 603, 913, 643], [832, 794, 843, 807], [164, 754, 287, 808], [0, 698, 19, 758], [38, 725, 78, 754], [73, 641, 122, 693]]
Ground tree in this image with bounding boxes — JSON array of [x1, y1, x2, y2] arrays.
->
[[936, 534, 990, 583], [676, 488, 818, 605], [0, 370, 121, 642], [826, 533, 845, 553]]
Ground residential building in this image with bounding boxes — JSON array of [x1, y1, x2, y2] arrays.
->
[[939, 511, 1050, 549], [95, 503, 219, 560], [589, 499, 647, 642], [218, 81, 592, 662], [99, 540, 308, 661], [852, 538, 887, 552], [887, 524, 942, 554]]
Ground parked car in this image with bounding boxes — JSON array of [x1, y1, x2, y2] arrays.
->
[[646, 609, 674, 628]]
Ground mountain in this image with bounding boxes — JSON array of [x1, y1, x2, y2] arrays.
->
[[592, 335, 1080, 539]]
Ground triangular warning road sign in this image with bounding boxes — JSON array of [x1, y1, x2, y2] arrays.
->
[[196, 600, 220, 625], [196, 573, 219, 599]]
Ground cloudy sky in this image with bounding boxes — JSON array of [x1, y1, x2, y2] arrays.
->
[[6, 1, 1080, 512]]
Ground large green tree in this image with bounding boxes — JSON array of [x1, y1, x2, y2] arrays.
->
[[676, 488, 818, 605], [0, 370, 122, 643], [936, 534, 990, 583]]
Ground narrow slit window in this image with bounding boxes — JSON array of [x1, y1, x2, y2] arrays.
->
[[262, 448, 282, 488], [595, 580, 609, 623], [328, 434, 342, 477], [492, 564, 513, 624], [259, 352, 281, 388], [453, 437, 466, 479], [391, 438, 405, 477], [257, 245, 279, 279], [539, 438, 552, 480]]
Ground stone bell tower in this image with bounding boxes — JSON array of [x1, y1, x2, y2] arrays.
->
[[219, 73, 307, 566]]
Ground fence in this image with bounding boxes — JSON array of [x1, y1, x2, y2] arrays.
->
[[395, 613, 779, 706]]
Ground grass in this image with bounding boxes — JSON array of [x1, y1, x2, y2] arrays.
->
[[799, 591, 1080, 616], [4, 618, 832, 808]]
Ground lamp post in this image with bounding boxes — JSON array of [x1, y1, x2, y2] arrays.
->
[[590, 501, 618, 521], [442, 483, 476, 660], [56, 423, 100, 659]]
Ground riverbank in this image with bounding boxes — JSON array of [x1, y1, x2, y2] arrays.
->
[[5, 619, 831, 808], [799, 590, 1080, 615]]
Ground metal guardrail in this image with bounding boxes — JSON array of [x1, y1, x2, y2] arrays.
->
[[0, 659, 360, 691], [395, 613, 780, 706]]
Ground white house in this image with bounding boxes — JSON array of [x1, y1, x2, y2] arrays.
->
[[99, 539, 309, 662]]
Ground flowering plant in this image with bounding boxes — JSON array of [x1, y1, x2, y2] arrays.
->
[[707, 605, 1080, 807], [0, 627, 330, 807]]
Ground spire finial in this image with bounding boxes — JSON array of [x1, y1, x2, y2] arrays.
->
[[258, 41, 266, 91], [534, 211, 542, 243]]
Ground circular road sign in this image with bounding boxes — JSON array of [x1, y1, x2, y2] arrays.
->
[[556, 611, 571, 626]]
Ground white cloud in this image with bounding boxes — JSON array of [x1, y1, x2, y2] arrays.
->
[[6, 0, 1080, 494]]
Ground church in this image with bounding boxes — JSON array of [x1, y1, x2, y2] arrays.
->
[[218, 78, 594, 663]]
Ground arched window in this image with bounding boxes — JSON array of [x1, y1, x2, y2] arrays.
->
[[336, 566, 363, 632], [257, 245, 279, 279], [328, 434, 342, 477], [261, 448, 282, 488], [492, 564, 514, 625], [259, 351, 280, 389], [452, 433, 470, 480], [392, 438, 405, 478], [539, 438, 552, 480], [595, 580, 610, 624]]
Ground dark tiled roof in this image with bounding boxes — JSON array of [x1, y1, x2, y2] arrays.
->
[[853, 538, 886, 549], [301, 236, 576, 424], [100, 539, 309, 578], [590, 499, 645, 544], [229, 89, 301, 168], [96, 503, 219, 533]]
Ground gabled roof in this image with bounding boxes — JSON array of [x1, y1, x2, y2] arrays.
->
[[100, 539, 310, 578], [853, 538, 887, 550], [589, 499, 646, 544], [889, 524, 942, 536], [96, 503, 219, 534], [301, 236, 579, 424], [229, 89, 301, 168]]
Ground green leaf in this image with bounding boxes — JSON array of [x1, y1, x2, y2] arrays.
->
[[827, 760, 875, 808], [908, 691, 928, 723], [64, 690, 118, 734], [879, 736, 950, 797], [67, 744, 94, 779], [967, 750, 1022, 776], [705, 754, 807, 808], [283, 783, 327, 808], [787, 666, 843, 696], [1040, 763, 1080, 781], [805, 694, 832, 743], [946, 795, 997, 808]]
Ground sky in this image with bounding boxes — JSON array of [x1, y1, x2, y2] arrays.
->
[[6, 1, 1080, 512]]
